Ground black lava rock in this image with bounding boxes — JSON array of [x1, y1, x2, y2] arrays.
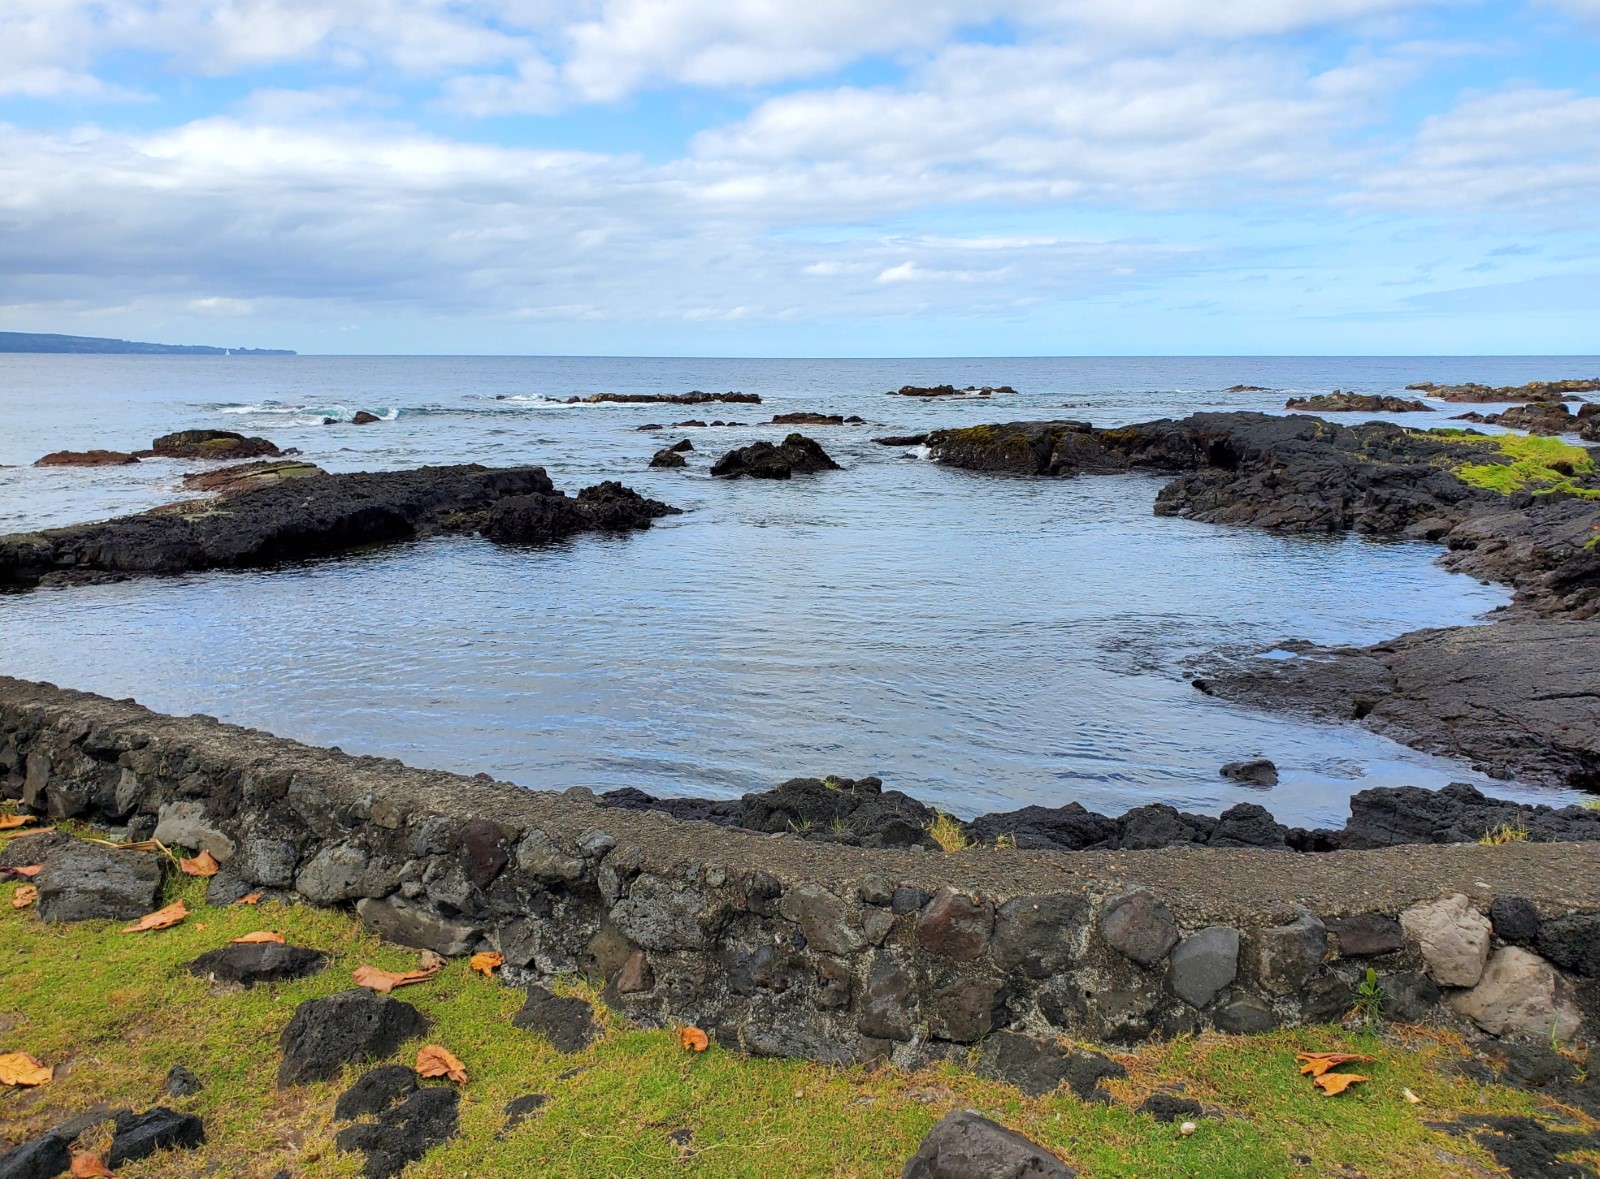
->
[[335, 1065, 420, 1121], [1220, 758, 1279, 786], [903, 1110, 1076, 1179], [276, 989, 429, 1087], [709, 433, 841, 479], [512, 986, 599, 1052], [35, 839, 163, 923], [106, 1108, 206, 1167], [187, 943, 327, 987], [1490, 896, 1543, 947], [335, 1086, 459, 1179], [1138, 1093, 1204, 1123], [164, 1064, 203, 1098]]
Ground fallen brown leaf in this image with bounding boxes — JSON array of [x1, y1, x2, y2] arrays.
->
[[11, 885, 38, 909], [1313, 1072, 1370, 1096], [178, 849, 220, 877], [352, 964, 439, 994], [0, 1052, 53, 1087], [70, 1152, 114, 1177], [679, 1026, 709, 1053], [1296, 1052, 1375, 1077], [9, 864, 43, 878], [230, 930, 285, 945], [469, 951, 504, 976], [0, 815, 37, 831], [120, 900, 189, 934], [418, 949, 446, 972], [416, 1045, 468, 1083], [234, 892, 263, 905]]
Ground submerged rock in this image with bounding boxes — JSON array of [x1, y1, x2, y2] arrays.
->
[[33, 449, 140, 467], [1219, 758, 1278, 786], [710, 433, 841, 479]]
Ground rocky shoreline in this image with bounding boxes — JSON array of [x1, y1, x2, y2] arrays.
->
[[0, 464, 679, 588], [917, 410, 1600, 790]]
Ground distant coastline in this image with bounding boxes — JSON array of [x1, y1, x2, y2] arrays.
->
[[0, 331, 294, 356]]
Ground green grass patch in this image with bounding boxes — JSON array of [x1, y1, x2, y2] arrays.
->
[[1440, 432, 1600, 499], [0, 872, 1589, 1178]]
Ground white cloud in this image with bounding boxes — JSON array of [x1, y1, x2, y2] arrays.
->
[[1354, 88, 1600, 218]]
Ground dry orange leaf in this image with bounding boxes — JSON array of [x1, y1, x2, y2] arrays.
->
[[1296, 1052, 1375, 1077], [416, 1045, 468, 1084], [234, 893, 263, 905], [9, 864, 43, 878], [70, 1152, 114, 1177], [230, 930, 285, 945], [11, 885, 38, 909], [469, 951, 504, 976], [352, 964, 439, 994], [0, 1052, 53, 1087], [0, 815, 37, 830], [178, 849, 220, 877], [1313, 1072, 1370, 1096], [120, 899, 189, 934], [679, 1026, 710, 1053]]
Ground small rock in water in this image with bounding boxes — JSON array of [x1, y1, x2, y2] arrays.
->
[[1220, 758, 1278, 787], [351, 411, 381, 425]]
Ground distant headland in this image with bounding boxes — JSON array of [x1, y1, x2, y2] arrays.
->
[[0, 331, 295, 356]]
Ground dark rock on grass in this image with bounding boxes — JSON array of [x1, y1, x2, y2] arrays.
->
[[351, 411, 381, 425], [1138, 1093, 1204, 1123], [35, 839, 163, 922], [482, 480, 681, 545], [335, 1065, 419, 1120], [874, 434, 930, 446], [1491, 896, 1543, 946], [501, 1093, 549, 1135], [976, 1033, 1126, 1101], [0, 1134, 70, 1179], [710, 433, 840, 479], [0, 464, 556, 589], [277, 989, 429, 1087], [335, 1086, 459, 1179], [33, 449, 140, 467], [902, 1110, 1075, 1179], [106, 1108, 206, 1167], [649, 447, 687, 468], [1453, 1115, 1600, 1179], [1283, 393, 1431, 413], [149, 429, 281, 460], [164, 1065, 203, 1098], [1220, 758, 1278, 787], [512, 986, 599, 1052], [188, 942, 327, 987], [0, 830, 70, 869]]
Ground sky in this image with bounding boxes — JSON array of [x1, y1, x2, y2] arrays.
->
[[1, 0, 1598, 356]]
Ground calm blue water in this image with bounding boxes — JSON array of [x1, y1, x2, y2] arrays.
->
[[1, 354, 1594, 827]]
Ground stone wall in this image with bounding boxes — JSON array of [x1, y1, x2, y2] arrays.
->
[[3, 675, 1598, 1069]]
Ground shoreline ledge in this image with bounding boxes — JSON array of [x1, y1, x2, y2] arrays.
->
[[920, 411, 1600, 789], [4, 676, 1599, 1062]]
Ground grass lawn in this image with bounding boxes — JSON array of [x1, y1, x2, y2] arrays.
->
[[2, 870, 1592, 1178]]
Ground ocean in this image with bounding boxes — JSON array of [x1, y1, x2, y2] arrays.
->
[[2, 353, 1594, 828]]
